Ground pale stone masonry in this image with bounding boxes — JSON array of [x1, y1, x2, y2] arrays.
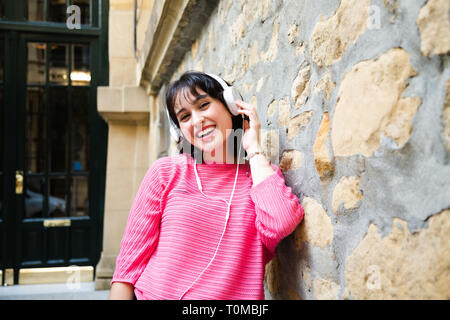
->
[[97, 0, 450, 299]]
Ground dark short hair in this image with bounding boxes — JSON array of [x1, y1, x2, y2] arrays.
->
[[164, 71, 244, 162]]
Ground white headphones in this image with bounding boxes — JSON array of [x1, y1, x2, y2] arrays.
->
[[165, 73, 242, 143]]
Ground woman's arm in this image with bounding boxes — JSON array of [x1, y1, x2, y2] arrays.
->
[[109, 282, 135, 300], [248, 150, 275, 186], [235, 100, 275, 186], [236, 100, 304, 253]]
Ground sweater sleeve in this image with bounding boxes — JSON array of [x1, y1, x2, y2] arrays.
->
[[111, 160, 164, 286], [250, 164, 304, 254]]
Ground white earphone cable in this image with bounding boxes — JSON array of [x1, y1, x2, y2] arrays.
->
[[179, 135, 243, 300]]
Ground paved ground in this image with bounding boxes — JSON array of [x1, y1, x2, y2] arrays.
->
[[0, 282, 110, 300]]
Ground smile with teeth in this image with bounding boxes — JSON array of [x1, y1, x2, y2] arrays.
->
[[196, 126, 215, 138]]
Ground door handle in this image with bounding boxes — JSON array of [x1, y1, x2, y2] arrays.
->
[[16, 170, 24, 194], [43, 219, 71, 227]]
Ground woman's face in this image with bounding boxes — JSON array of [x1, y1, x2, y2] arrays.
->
[[173, 87, 233, 155]]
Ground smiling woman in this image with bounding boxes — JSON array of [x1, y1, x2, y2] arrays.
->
[[109, 71, 304, 300], [165, 72, 244, 164]]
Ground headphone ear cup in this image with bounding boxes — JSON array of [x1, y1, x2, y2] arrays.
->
[[165, 108, 182, 142], [223, 86, 242, 116]]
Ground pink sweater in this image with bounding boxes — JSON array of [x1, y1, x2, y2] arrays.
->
[[112, 154, 304, 300]]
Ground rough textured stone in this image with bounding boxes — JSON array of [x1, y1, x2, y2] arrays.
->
[[302, 266, 312, 292], [444, 78, 450, 150], [267, 99, 277, 117], [249, 40, 260, 67], [296, 42, 307, 56], [294, 197, 333, 249], [224, 49, 248, 82], [313, 112, 334, 179], [230, 12, 246, 46], [288, 24, 298, 44], [331, 48, 421, 157], [332, 176, 363, 213], [256, 77, 265, 92], [314, 72, 335, 101], [278, 97, 291, 127], [265, 256, 280, 295], [279, 150, 302, 172], [313, 277, 340, 300], [261, 130, 279, 164], [218, 0, 233, 24], [286, 288, 301, 300], [345, 210, 450, 299], [417, 0, 450, 57], [310, 0, 370, 67], [287, 111, 313, 140], [291, 66, 311, 109], [191, 39, 199, 59], [262, 17, 280, 62]]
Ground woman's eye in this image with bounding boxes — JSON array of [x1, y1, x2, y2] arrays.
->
[[200, 102, 209, 108], [179, 114, 189, 122]]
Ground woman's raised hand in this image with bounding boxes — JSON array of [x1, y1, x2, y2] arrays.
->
[[235, 100, 262, 153]]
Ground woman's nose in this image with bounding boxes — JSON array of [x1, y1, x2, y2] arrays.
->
[[191, 111, 204, 127]]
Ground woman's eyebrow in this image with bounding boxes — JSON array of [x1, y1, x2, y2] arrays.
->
[[175, 108, 185, 117], [195, 94, 208, 101], [175, 94, 209, 116]]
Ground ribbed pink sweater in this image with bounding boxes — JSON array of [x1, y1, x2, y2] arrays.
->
[[112, 154, 304, 300]]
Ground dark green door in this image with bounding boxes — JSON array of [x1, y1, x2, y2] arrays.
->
[[0, 0, 108, 285]]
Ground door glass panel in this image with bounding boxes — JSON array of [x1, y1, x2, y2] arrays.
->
[[49, 87, 68, 173], [27, 43, 46, 85], [71, 44, 90, 86], [0, 36, 3, 81], [72, 87, 89, 172], [0, 86, 2, 219], [48, 0, 67, 23], [71, 176, 88, 217], [27, 0, 46, 21], [48, 177, 67, 217], [26, 87, 46, 174], [25, 176, 45, 219], [50, 43, 68, 85], [72, 0, 90, 25]]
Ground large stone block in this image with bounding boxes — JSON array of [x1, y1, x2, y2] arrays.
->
[[291, 65, 311, 109], [279, 150, 302, 173], [278, 97, 291, 127], [417, 0, 450, 57], [314, 72, 335, 101], [332, 176, 363, 214], [262, 17, 280, 62], [331, 48, 421, 157], [294, 197, 334, 250], [313, 112, 334, 179], [287, 111, 313, 140], [313, 277, 340, 300], [265, 256, 280, 295], [345, 210, 450, 299], [310, 0, 369, 67]]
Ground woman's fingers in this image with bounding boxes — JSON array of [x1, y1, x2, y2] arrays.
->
[[237, 108, 260, 130]]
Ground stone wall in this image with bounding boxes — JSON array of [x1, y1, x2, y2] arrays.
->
[[165, 0, 450, 299]]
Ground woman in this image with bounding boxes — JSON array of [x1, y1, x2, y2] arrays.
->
[[109, 71, 304, 300]]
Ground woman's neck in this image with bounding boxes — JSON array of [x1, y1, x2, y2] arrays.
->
[[203, 143, 237, 164], [203, 151, 234, 164]]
